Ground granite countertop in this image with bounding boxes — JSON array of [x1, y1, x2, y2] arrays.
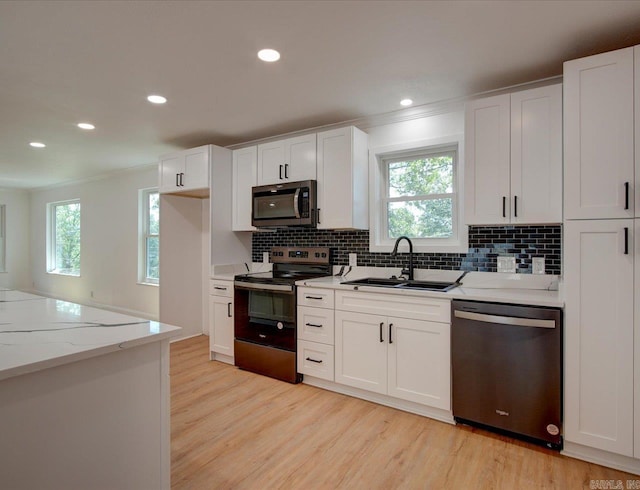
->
[[296, 269, 563, 308], [0, 289, 181, 382]]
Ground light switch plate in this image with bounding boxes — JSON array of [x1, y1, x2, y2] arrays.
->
[[263, 251, 269, 263], [497, 256, 516, 273], [532, 257, 545, 274], [349, 253, 357, 267]]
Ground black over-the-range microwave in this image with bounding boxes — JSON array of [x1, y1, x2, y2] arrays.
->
[[251, 180, 317, 228]]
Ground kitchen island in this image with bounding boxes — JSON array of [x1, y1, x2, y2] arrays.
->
[[0, 289, 180, 490]]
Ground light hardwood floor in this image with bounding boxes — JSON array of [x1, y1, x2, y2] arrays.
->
[[171, 335, 638, 489]]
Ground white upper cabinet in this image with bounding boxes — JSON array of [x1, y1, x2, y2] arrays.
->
[[232, 146, 257, 231], [465, 94, 511, 224], [257, 133, 316, 185], [510, 84, 563, 223], [564, 47, 635, 219], [316, 126, 368, 229], [159, 145, 210, 197], [465, 85, 562, 225]]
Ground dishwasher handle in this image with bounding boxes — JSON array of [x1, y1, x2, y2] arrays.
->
[[453, 310, 556, 329]]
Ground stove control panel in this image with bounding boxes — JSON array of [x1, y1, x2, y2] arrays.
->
[[270, 247, 331, 265]]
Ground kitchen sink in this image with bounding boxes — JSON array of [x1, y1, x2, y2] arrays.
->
[[341, 277, 459, 292]]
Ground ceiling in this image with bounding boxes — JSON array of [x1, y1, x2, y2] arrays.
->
[[2, 0, 640, 190]]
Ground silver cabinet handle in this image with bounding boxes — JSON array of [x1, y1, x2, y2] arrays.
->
[[454, 310, 555, 329]]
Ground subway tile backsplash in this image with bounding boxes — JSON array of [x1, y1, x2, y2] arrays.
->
[[252, 225, 562, 274]]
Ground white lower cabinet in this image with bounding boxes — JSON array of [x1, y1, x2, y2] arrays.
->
[[209, 280, 234, 363], [335, 310, 450, 410], [297, 288, 335, 381], [564, 220, 635, 457]]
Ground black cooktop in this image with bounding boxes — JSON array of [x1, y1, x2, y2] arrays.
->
[[235, 247, 332, 285]]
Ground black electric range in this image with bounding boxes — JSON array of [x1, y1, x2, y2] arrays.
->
[[233, 247, 332, 383]]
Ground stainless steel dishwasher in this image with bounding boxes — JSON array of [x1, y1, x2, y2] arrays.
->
[[451, 300, 562, 449]]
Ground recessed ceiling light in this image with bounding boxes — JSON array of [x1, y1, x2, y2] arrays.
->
[[257, 49, 280, 62], [29, 142, 46, 148], [147, 95, 167, 104], [400, 98, 413, 107], [77, 122, 95, 130]]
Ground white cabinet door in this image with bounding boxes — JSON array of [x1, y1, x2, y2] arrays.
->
[[285, 133, 316, 182], [209, 295, 234, 359], [257, 134, 316, 185], [564, 47, 635, 219], [159, 154, 183, 193], [635, 219, 640, 458], [387, 318, 450, 410], [635, 48, 640, 217], [464, 94, 511, 224], [564, 219, 634, 456], [232, 147, 257, 231], [257, 140, 285, 185], [335, 311, 387, 394], [316, 126, 368, 230], [181, 146, 210, 191], [511, 84, 562, 224]]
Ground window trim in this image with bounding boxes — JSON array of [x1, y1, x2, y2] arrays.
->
[[139, 188, 159, 286], [46, 199, 81, 277], [369, 135, 468, 253]]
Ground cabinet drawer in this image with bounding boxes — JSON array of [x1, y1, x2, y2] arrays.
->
[[209, 280, 233, 297], [298, 340, 334, 381], [297, 287, 334, 308], [335, 290, 450, 323], [298, 306, 334, 345]]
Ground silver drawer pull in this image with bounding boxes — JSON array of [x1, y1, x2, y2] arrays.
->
[[305, 322, 323, 328], [454, 310, 556, 329], [305, 295, 323, 300], [306, 357, 323, 364]]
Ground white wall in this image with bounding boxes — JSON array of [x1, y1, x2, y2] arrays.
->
[[0, 188, 30, 289], [29, 166, 159, 319], [365, 109, 464, 149]]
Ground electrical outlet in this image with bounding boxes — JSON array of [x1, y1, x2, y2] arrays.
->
[[349, 253, 357, 267], [532, 257, 545, 275], [263, 252, 269, 263], [497, 256, 516, 273]]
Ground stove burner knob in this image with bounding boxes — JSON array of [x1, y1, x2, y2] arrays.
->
[[277, 322, 284, 330]]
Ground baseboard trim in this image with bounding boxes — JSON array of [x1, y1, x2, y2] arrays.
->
[[302, 375, 454, 425], [562, 441, 640, 475]]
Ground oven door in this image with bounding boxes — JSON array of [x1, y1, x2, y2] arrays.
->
[[234, 281, 296, 351]]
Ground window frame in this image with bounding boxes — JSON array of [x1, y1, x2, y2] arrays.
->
[[369, 135, 467, 253], [139, 188, 159, 286], [46, 199, 81, 276]]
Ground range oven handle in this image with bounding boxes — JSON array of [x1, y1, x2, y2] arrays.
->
[[234, 281, 294, 293], [453, 310, 556, 329]]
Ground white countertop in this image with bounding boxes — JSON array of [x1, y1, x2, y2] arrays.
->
[[0, 289, 181, 382], [296, 270, 563, 308], [211, 262, 272, 281]]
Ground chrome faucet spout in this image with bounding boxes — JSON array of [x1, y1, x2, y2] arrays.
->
[[391, 236, 414, 281]]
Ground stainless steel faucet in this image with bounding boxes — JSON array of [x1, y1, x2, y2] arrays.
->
[[391, 236, 414, 280]]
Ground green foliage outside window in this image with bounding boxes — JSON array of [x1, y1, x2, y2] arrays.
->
[[53, 202, 81, 275], [386, 153, 455, 239], [145, 191, 159, 282]]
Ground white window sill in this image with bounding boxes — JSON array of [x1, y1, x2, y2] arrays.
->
[[137, 281, 159, 287], [47, 271, 81, 277]]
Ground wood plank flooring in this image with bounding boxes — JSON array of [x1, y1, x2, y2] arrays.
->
[[171, 335, 638, 489]]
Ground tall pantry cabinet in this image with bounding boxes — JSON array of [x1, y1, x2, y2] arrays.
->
[[159, 144, 251, 340], [563, 45, 640, 472]]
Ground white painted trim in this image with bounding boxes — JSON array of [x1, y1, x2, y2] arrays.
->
[[562, 441, 640, 475], [302, 375, 454, 425]]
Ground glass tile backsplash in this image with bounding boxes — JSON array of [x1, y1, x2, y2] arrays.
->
[[252, 225, 562, 274]]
